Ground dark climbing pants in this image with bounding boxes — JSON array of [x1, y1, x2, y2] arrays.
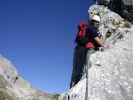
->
[[70, 46, 95, 88], [70, 46, 87, 88]]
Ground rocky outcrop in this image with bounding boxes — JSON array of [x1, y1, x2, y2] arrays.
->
[[59, 4, 133, 100], [97, 0, 133, 21], [0, 56, 59, 100]]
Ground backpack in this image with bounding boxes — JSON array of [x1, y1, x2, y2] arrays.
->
[[75, 22, 89, 46]]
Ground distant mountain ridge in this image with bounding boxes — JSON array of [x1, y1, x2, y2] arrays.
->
[[0, 55, 59, 100]]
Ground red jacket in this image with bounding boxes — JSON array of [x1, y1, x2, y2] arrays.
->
[[77, 22, 98, 49]]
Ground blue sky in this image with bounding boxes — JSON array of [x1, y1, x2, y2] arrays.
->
[[0, 0, 94, 93]]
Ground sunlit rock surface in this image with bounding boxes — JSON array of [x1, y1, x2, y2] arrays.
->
[[0, 56, 58, 100], [59, 4, 133, 100]]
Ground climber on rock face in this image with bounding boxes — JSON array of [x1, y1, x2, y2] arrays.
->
[[70, 15, 108, 88]]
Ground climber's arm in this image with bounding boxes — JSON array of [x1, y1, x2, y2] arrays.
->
[[89, 27, 104, 47], [94, 36, 111, 48], [94, 36, 104, 47]]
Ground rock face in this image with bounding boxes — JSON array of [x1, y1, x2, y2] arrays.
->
[[59, 4, 133, 100], [97, 0, 133, 21], [0, 56, 58, 100]]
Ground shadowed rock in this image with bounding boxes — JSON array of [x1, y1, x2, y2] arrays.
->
[[97, 0, 133, 21]]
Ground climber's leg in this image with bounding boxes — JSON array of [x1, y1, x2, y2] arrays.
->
[[70, 46, 79, 88], [70, 46, 87, 88]]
